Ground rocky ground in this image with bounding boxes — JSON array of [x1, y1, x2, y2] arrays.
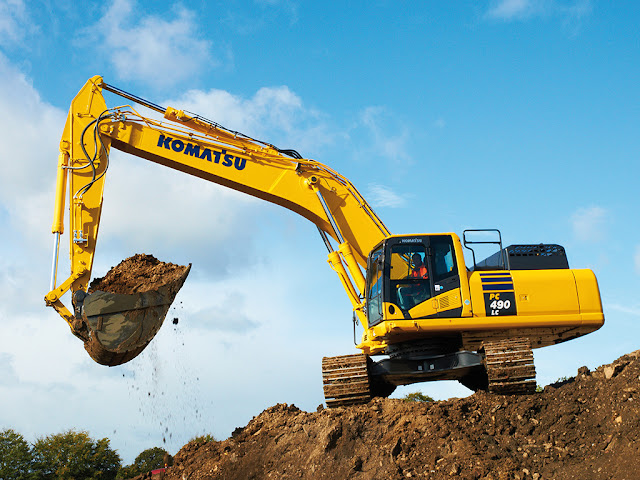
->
[[148, 351, 640, 480]]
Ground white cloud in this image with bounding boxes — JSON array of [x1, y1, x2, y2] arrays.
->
[[571, 206, 608, 243], [0, 53, 64, 252], [366, 183, 407, 209], [171, 86, 303, 138], [0, 54, 62, 199], [607, 303, 640, 317], [486, 0, 592, 22], [487, 0, 538, 20], [0, 353, 18, 385], [0, 0, 30, 45], [189, 292, 258, 333], [168, 85, 334, 157], [96, 154, 260, 276], [93, 0, 213, 88], [359, 106, 411, 165]]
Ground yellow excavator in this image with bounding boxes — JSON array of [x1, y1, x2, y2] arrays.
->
[[45, 77, 604, 407]]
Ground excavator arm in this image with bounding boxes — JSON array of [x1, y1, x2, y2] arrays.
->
[[45, 76, 390, 363]]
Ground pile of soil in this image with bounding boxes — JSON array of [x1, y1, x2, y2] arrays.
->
[[159, 351, 640, 480], [88, 254, 189, 295]]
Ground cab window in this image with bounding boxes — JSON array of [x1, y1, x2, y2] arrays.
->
[[366, 247, 384, 325], [430, 237, 457, 283], [389, 244, 431, 311], [428, 236, 460, 296]]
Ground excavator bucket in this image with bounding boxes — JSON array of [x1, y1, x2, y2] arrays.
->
[[75, 255, 190, 366]]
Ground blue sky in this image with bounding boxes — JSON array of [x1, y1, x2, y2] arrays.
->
[[0, 0, 639, 464]]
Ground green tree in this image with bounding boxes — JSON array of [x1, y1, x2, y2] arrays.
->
[[116, 447, 171, 479], [31, 429, 120, 480], [0, 428, 33, 480], [402, 391, 434, 403], [134, 446, 170, 471], [115, 464, 138, 480]]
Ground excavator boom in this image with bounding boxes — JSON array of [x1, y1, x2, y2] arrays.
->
[[45, 76, 388, 364]]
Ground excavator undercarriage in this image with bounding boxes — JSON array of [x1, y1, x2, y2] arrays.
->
[[322, 337, 537, 407]]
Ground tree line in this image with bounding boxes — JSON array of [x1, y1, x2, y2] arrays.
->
[[0, 428, 173, 480]]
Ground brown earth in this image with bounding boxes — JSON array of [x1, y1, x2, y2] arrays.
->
[[81, 254, 190, 366], [88, 253, 189, 294], [156, 351, 640, 480]]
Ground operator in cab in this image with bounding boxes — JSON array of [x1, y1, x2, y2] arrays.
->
[[410, 253, 428, 279]]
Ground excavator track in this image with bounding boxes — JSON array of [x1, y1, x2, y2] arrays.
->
[[322, 354, 372, 408], [483, 338, 537, 395]]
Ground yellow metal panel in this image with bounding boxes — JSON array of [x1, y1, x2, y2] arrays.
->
[[510, 270, 579, 315], [407, 296, 438, 318], [382, 302, 406, 320], [468, 269, 581, 318], [573, 269, 604, 316], [61, 76, 109, 293], [435, 288, 463, 313], [370, 313, 599, 339]]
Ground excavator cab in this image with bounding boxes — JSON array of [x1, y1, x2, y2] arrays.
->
[[366, 234, 464, 327]]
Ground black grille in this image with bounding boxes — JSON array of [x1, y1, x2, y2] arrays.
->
[[506, 244, 569, 269], [475, 244, 569, 270], [507, 244, 566, 257]]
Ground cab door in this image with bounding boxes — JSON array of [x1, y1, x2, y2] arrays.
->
[[386, 238, 437, 319], [427, 235, 463, 318]]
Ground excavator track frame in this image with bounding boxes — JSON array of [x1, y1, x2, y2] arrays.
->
[[321, 339, 537, 408], [322, 354, 372, 408], [483, 338, 537, 394]]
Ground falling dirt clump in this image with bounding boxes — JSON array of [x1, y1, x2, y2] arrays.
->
[[158, 351, 640, 480], [89, 253, 188, 294]]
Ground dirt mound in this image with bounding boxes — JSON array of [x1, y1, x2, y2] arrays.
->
[[160, 351, 640, 480], [89, 254, 188, 294]]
